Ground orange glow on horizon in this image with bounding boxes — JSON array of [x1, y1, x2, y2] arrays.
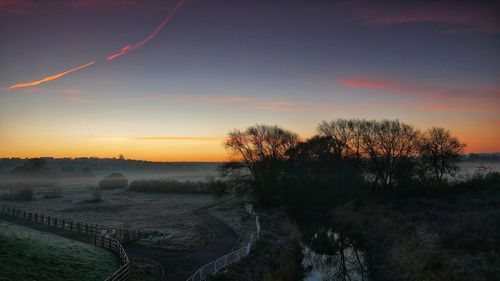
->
[[9, 61, 96, 89], [0, 131, 498, 162]]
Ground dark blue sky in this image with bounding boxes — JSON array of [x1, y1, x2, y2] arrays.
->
[[0, 0, 499, 160]]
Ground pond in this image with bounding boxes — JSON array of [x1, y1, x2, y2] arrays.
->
[[301, 226, 370, 281]]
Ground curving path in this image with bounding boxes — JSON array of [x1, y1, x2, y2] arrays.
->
[[124, 207, 238, 281], [0, 206, 238, 281]]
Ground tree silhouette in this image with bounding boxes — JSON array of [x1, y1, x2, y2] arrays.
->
[[419, 127, 466, 185]]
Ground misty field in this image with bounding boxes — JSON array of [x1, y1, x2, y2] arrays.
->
[[0, 220, 120, 281], [0, 188, 221, 250]]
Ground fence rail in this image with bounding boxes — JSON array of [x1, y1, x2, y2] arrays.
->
[[0, 206, 133, 281], [186, 203, 261, 281]]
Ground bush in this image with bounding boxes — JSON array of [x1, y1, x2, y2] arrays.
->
[[3, 187, 34, 201], [129, 179, 227, 195], [2, 181, 35, 201], [98, 173, 128, 189], [42, 188, 63, 199], [85, 187, 103, 203]]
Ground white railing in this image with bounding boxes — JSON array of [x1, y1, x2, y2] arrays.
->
[[186, 203, 260, 281]]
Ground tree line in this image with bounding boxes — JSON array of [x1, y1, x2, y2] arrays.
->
[[223, 119, 466, 208]]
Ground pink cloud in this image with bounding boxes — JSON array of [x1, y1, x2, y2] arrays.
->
[[338, 77, 500, 101], [0, 0, 136, 14], [170, 95, 304, 112], [339, 78, 417, 93], [57, 89, 84, 95], [0, 0, 37, 14], [69, 0, 137, 8], [475, 120, 500, 127], [207, 97, 256, 104], [10, 87, 86, 95], [343, 1, 500, 33], [350, 102, 498, 113], [252, 106, 304, 112], [171, 96, 256, 104], [66, 96, 88, 104], [351, 103, 450, 111], [129, 136, 224, 142]]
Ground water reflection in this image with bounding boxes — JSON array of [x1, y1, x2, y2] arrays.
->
[[302, 227, 369, 281]]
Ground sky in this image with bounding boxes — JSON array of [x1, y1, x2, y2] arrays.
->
[[0, 0, 499, 161]]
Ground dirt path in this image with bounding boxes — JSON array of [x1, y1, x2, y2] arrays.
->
[[0, 207, 238, 281], [124, 207, 238, 281]]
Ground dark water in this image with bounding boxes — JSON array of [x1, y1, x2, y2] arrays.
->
[[301, 226, 369, 281]]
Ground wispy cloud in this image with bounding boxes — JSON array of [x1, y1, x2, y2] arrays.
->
[[342, 0, 500, 33], [66, 96, 89, 104], [0, 0, 38, 14], [475, 119, 500, 127], [338, 76, 500, 101], [349, 102, 497, 113], [129, 136, 224, 142], [69, 0, 137, 8], [0, 0, 137, 14], [350, 103, 449, 111], [58, 89, 84, 95], [170, 95, 305, 112]]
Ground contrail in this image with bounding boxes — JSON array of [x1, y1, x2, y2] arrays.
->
[[7, 0, 186, 89], [107, 0, 186, 60], [9, 61, 96, 89]]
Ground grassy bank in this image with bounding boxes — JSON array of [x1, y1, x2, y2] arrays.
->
[[329, 182, 500, 281], [211, 210, 303, 281], [0, 220, 121, 281]]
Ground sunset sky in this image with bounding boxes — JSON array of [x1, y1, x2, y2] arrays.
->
[[1, 0, 499, 161]]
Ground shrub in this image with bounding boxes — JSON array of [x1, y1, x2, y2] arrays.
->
[[42, 188, 63, 199], [85, 187, 103, 203], [98, 173, 128, 189], [3, 187, 34, 201], [3, 181, 35, 201], [129, 179, 227, 195]]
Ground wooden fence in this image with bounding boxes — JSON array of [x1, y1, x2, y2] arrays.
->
[[0, 206, 139, 242], [94, 235, 130, 281], [185, 203, 261, 281], [0, 206, 134, 281]]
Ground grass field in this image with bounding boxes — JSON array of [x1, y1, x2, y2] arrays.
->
[[0, 188, 220, 250], [0, 220, 120, 281]]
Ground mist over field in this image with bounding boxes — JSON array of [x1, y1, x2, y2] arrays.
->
[[0, 158, 220, 190]]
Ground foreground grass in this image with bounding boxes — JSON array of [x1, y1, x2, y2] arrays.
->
[[0, 220, 121, 281], [330, 182, 500, 281]]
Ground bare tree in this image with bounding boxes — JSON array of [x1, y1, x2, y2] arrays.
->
[[418, 127, 466, 185], [224, 124, 298, 204], [318, 119, 365, 159], [225, 124, 299, 181], [318, 119, 353, 158], [360, 120, 420, 189]]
